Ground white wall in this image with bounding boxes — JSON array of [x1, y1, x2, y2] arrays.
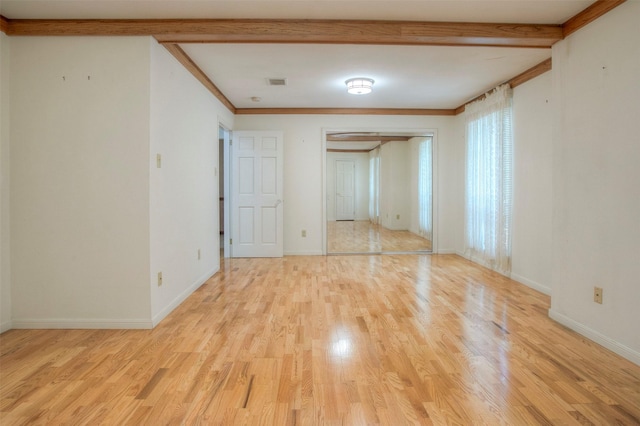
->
[[0, 33, 11, 332], [445, 114, 466, 255], [550, 0, 640, 364], [149, 40, 233, 325], [511, 72, 553, 295], [326, 151, 369, 222], [234, 114, 459, 255], [10, 37, 152, 328]]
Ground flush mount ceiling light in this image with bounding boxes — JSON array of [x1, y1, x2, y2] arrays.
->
[[345, 77, 374, 95]]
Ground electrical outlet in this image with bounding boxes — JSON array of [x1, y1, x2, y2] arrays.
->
[[396, 214, 400, 220], [158, 272, 163, 287], [156, 154, 162, 168], [301, 230, 307, 237], [594, 286, 603, 304], [198, 249, 201, 260]]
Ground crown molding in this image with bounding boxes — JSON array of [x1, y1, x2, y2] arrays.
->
[[455, 57, 552, 114], [161, 43, 236, 114], [235, 108, 456, 116]]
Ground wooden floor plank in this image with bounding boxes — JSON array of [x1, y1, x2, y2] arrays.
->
[[1, 254, 639, 424]]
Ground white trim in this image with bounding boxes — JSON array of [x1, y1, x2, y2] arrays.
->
[[152, 266, 218, 327], [1, 320, 13, 333], [511, 272, 551, 295], [11, 319, 153, 329], [549, 309, 640, 366]]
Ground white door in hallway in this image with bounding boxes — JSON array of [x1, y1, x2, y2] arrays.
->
[[231, 131, 283, 257], [335, 159, 355, 220]]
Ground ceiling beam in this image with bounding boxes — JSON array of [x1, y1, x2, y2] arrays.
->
[[0, 16, 8, 34], [2, 18, 562, 48], [235, 108, 456, 116], [161, 43, 236, 114], [327, 149, 373, 153], [563, 0, 627, 38]]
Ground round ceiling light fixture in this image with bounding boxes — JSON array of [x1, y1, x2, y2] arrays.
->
[[345, 77, 374, 95]]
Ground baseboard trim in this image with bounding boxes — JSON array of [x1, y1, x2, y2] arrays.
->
[[11, 319, 153, 329], [511, 272, 551, 295], [151, 266, 219, 327], [10, 267, 220, 331], [549, 309, 640, 366], [1, 320, 13, 334]]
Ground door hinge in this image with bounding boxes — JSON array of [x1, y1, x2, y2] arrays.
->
[[230, 238, 233, 245]]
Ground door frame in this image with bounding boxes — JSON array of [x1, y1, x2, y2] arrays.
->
[[321, 127, 439, 255], [219, 119, 232, 258]]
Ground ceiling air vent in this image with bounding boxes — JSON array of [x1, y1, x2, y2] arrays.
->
[[267, 78, 288, 86]]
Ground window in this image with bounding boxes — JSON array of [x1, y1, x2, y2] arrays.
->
[[464, 84, 513, 275]]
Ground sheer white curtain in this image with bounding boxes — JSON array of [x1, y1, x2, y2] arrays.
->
[[418, 137, 432, 240], [368, 148, 380, 224], [464, 84, 513, 275]]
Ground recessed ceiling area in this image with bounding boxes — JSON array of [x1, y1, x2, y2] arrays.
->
[[182, 43, 550, 109]]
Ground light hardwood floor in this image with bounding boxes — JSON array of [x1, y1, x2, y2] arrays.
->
[[1, 255, 639, 425], [328, 221, 432, 253]]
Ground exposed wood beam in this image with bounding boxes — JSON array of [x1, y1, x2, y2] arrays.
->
[[563, 0, 627, 38], [0, 16, 9, 34], [2, 18, 562, 48], [161, 43, 236, 114], [235, 108, 456, 116], [455, 57, 552, 114]]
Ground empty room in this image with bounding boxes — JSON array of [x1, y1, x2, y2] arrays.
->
[[1, 0, 639, 424]]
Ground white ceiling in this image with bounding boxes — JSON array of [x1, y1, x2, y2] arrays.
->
[[0, 0, 596, 110], [183, 43, 551, 109]]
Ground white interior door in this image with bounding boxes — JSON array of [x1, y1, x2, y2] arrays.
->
[[231, 131, 283, 257], [335, 159, 355, 220]]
